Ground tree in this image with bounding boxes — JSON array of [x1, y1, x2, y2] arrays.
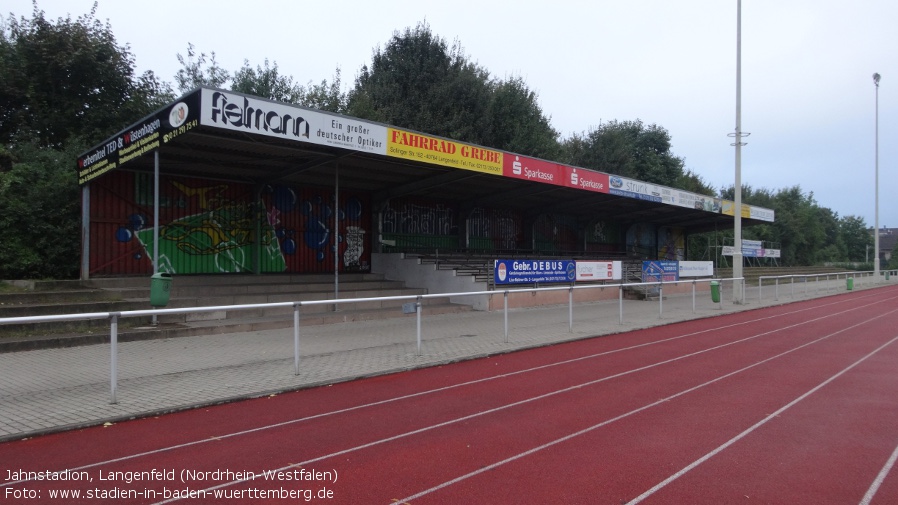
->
[[561, 120, 685, 187], [231, 58, 302, 102], [0, 3, 171, 279], [816, 207, 844, 263], [348, 22, 491, 143], [838, 215, 871, 263], [297, 68, 346, 113], [0, 141, 81, 278], [174, 42, 229, 94], [0, 3, 172, 148], [675, 169, 716, 196], [233, 61, 346, 113], [481, 76, 561, 160]]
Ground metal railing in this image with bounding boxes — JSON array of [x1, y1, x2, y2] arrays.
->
[[757, 270, 890, 302], [0, 277, 738, 404]]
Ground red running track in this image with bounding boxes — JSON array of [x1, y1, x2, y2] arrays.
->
[[2, 287, 898, 504]]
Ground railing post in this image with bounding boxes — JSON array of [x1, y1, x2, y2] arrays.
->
[[109, 313, 119, 404], [503, 290, 509, 343], [775, 277, 779, 301], [568, 286, 573, 333], [658, 282, 663, 319], [293, 302, 301, 375], [416, 295, 423, 356], [692, 280, 696, 314], [618, 285, 623, 325]]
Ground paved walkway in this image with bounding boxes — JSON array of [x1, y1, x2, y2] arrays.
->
[[0, 277, 877, 441]]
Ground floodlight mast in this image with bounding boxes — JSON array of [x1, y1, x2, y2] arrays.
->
[[873, 73, 880, 281], [730, 0, 750, 303]]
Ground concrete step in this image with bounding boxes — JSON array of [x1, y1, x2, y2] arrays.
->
[[0, 273, 475, 351]]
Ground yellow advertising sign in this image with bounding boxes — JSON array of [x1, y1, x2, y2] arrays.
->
[[386, 128, 503, 175], [721, 200, 751, 218]]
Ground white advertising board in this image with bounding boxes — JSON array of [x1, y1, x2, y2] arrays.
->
[[200, 89, 387, 155], [678, 261, 714, 277], [575, 261, 622, 281]]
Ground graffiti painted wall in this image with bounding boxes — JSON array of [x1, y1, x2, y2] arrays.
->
[[88, 171, 370, 275], [380, 197, 460, 251], [626, 222, 658, 258], [657, 227, 686, 260], [585, 219, 623, 255], [533, 214, 580, 253], [467, 207, 522, 251]]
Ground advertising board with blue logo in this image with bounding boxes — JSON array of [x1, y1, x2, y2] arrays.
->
[[494, 259, 577, 285], [642, 260, 680, 282]]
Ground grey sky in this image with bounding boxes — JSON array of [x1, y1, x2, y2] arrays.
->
[[7, 0, 896, 227]]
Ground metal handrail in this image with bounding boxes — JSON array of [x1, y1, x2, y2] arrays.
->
[[0, 277, 740, 404], [756, 270, 888, 302]]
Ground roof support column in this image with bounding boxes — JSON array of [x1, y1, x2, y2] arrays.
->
[[153, 150, 160, 274], [254, 183, 263, 274], [80, 184, 90, 280], [334, 161, 339, 307]]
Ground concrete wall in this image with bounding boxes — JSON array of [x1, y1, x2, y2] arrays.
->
[[373, 253, 713, 312], [487, 281, 710, 310]]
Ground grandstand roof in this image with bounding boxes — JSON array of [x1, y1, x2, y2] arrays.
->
[[77, 86, 773, 234]]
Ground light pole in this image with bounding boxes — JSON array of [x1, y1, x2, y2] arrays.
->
[[730, 0, 749, 303], [874, 73, 880, 281]]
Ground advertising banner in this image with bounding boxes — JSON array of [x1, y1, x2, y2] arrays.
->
[[721, 200, 752, 218], [722, 246, 781, 258], [200, 89, 387, 155], [575, 261, 622, 281], [609, 176, 663, 203], [678, 261, 714, 277], [494, 259, 577, 285], [387, 128, 503, 175], [77, 90, 202, 185], [742, 239, 763, 251], [566, 167, 609, 193], [750, 206, 775, 222], [642, 260, 679, 282], [503, 154, 566, 187], [720, 202, 773, 222], [668, 189, 722, 212]]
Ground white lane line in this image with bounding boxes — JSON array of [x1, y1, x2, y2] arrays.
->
[[154, 306, 897, 505], [392, 314, 898, 505], [2, 292, 887, 489], [859, 440, 898, 505], [627, 335, 898, 505], [1, 307, 791, 487]]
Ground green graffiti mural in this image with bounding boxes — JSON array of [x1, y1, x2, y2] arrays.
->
[[137, 203, 286, 274]]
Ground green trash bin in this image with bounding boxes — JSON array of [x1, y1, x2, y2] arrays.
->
[[846, 277, 854, 291], [710, 280, 720, 303], [150, 272, 173, 307]]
